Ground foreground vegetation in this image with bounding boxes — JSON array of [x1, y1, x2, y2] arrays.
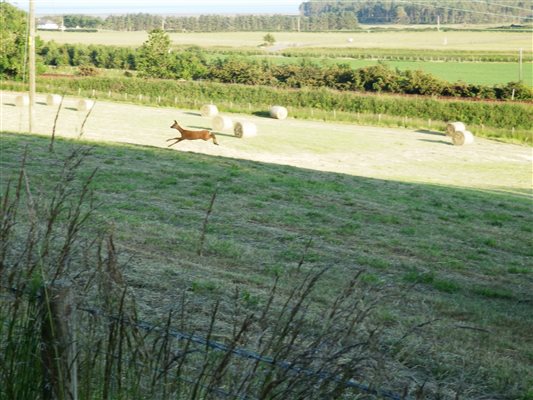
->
[[1, 132, 532, 399]]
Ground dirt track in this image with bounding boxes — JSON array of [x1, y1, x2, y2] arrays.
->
[[1, 91, 531, 195]]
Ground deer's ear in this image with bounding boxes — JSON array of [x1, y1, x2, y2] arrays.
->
[[174, 120, 177, 123]]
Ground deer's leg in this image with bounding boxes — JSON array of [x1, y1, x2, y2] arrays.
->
[[167, 138, 183, 147]]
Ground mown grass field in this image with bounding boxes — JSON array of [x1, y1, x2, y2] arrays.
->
[[1, 94, 532, 398]]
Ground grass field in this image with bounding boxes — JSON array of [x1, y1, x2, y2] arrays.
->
[[2, 91, 531, 193], [1, 133, 532, 398], [1, 92, 532, 398], [247, 55, 530, 86]]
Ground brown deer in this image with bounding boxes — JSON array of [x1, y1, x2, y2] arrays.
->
[[167, 120, 219, 146]]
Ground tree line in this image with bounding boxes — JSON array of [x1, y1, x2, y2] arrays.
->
[[45, 0, 533, 32], [299, 0, 533, 24], [36, 31, 532, 101], [56, 13, 358, 32]]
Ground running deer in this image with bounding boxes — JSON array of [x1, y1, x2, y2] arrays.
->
[[167, 120, 219, 146]]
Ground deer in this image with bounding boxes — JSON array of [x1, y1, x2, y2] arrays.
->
[[167, 120, 219, 146]]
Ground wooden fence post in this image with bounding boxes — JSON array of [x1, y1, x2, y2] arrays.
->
[[41, 282, 78, 400]]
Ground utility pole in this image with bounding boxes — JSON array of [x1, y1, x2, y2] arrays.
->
[[437, 15, 440, 31], [29, 0, 36, 133]]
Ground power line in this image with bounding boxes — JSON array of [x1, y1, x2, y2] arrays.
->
[[466, 0, 532, 13], [397, 0, 533, 21]]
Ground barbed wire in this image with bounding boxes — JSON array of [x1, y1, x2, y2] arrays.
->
[[1, 284, 406, 399], [78, 305, 406, 400]]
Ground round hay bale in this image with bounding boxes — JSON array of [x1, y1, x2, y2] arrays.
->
[[234, 121, 257, 138], [269, 105, 288, 120], [452, 130, 474, 146], [201, 104, 218, 118], [15, 95, 29, 107], [46, 94, 62, 106], [446, 121, 466, 136], [212, 115, 233, 131], [77, 99, 94, 111]]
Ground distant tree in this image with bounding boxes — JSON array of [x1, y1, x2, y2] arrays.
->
[[393, 6, 410, 24], [137, 29, 171, 78], [263, 33, 276, 46]]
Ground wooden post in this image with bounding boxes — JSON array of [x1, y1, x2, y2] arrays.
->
[[41, 282, 78, 400]]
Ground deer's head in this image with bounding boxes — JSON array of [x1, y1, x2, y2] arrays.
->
[[170, 120, 179, 129]]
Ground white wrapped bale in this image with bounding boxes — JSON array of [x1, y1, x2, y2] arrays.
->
[[201, 104, 218, 117], [47, 94, 62, 106], [452, 130, 474, 146], [446, 122, 466, 136], [269, 105, 288, 120], [15, 95, 29, 107], [78, 99, 94, 111], [212, 115, 233, 131], [234, 121, 257, 138]]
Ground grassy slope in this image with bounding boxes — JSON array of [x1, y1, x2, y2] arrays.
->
[[1, 132, 531, 399]]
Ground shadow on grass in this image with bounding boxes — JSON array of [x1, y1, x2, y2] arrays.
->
[[65, 107, 78, 111], [182, 111, 201, 116], [3, 103, 16, 107], [252, 111, 271, 118], [418, 139, 453, 146], [416, 129, 446, 137]]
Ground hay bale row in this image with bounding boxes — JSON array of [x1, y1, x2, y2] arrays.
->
[[212, 115, 233, 131], [446, 121, 466, 136], [15, 95, 29, 107], [47, 94, 62, 106], [446, 121, 474, 146], [452, 130, 474, 146], [78, 99, 94, 112], [269, 105, 288, 120], [201, 104, 218, 118], [234, 121, 257, 138]]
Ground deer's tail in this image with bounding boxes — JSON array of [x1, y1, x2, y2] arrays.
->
[[210, 133, 219, 145]]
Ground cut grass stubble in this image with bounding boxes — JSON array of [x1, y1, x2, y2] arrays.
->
[[0, 132, 531, 399]]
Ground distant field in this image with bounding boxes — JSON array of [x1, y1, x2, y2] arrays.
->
[[246, 55, 530, 86], [38, 30, 532, 52], [38, 30, 532, 86]]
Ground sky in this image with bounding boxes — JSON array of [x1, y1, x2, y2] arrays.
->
[[9, 0, 304, 15]]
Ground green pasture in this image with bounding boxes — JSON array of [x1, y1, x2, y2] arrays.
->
[[39, 29, 532, 52], [1, 128, 531, 399], [242, 55, 531, 86]]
